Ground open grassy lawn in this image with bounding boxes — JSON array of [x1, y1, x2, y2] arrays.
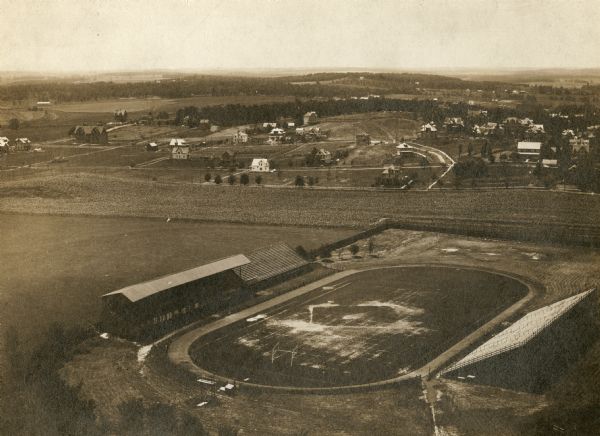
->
[[0, 110, 111, 142], [190, 266, 527, 388], [0, 146, 99, 168], [49, 95, 298, 114], [0, 214, 354, 350]]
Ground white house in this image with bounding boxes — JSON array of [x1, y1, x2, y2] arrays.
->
[[251, 158, 269, 172], [396, 142, 413, 155], [0, 137, 9, 152], [517, 141, 542, 158], [171, 144, 190, 159], [169, 138, 186, 147], [14, 138, 31, 151], [233, 131, 249, 144]]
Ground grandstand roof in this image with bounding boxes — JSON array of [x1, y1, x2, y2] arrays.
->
[[238, 243, 308, 284], [103, 254, 250, 303], [442, 288, 596, 374]]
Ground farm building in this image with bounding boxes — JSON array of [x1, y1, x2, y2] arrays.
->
[[268, 128, 285, 145], [238, 243, 309, 289], [146, 142, 159, 151], [420, 122, 437, 138], [250, 158, 270, 172], [36, 101, 51, 107], [303, 111, 318, 125], [101, 254, 250, 338], [441, 288, 598, 393], [233, 131, 249, 144], [70, 125, 109, 144], [517, 141, 542, 158], [356, 133, 371, 146], [14, 138, 31, 151]]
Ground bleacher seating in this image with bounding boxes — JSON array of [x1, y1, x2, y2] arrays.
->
[[239, 243, 308, 284], [441, 288, 596, 375]]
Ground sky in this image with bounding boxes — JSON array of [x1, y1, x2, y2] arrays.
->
[[1, 0, 600, 73]]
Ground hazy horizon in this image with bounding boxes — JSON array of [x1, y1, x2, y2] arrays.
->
[[2, 0, 600, 73]]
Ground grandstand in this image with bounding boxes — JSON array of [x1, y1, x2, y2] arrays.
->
[[101, 255, 250, 339], [441, 288, 598, 392], [238, 243, 309, 287]]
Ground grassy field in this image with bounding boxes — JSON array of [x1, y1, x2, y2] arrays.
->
[[1, 172, 599, 230], [0, 214, 354, 352], [49, 95, 298, 114], [317, 112, 420, 141], [0, 146, 100, 168], [190, 266, 526, 387], [0, 110, 110, 142]]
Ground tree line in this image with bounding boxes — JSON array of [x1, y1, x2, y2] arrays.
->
[[0, 72, 507, 104]]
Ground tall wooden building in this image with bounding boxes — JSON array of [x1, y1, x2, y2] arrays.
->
[[101, 255, 250, 338]]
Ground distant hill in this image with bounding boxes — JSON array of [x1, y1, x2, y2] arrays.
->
[[0, 71, 516, 105]]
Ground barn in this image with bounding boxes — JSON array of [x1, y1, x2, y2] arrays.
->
[[101, 254, 250, 338]]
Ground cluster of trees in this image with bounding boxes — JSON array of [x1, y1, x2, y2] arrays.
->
[[204, 172, 263, 185], [452, 157, 489, 187], [373, 174, 412, 188], [294, 175, 319, 187], [117, 398, 209, 436], [1, 323, 101, 435], [173, 98, 452, 130], [1, 323, 234, 436], [113, 110, 128, 122]]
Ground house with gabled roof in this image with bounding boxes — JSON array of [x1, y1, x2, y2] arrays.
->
[[420, 122, 437, 138]]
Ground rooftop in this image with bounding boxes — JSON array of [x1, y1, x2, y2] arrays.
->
[[103, 254, 250, 302], [238, 243, 307, 284]]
